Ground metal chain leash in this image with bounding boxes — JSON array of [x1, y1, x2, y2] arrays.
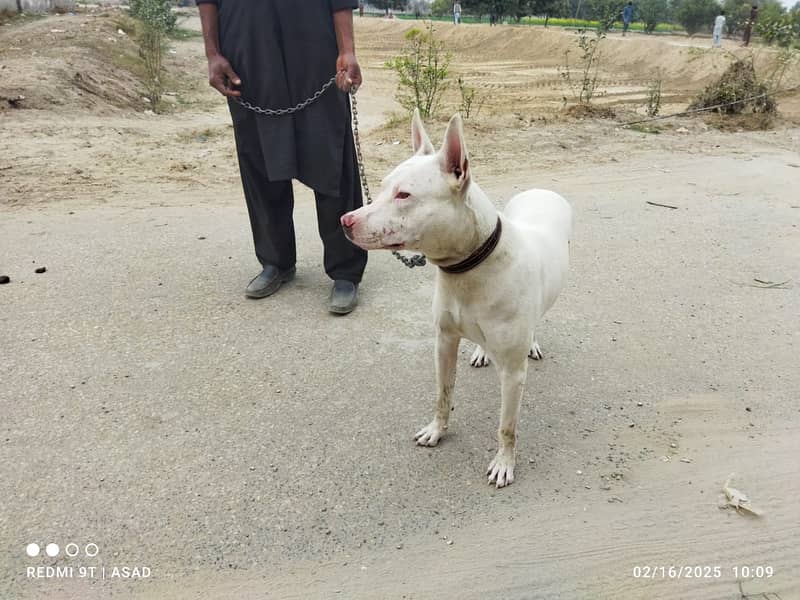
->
[[234, 76, 337, 116], [233, 75, 426, 269]]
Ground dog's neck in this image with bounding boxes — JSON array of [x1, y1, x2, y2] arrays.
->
[[428, 181, 499, 268]]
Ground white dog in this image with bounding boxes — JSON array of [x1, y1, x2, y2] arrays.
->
[[341, 111, 572, 488]]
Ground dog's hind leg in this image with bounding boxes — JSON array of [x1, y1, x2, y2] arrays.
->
[[415, 330, 460, 447], [469, 345, 491, 368]]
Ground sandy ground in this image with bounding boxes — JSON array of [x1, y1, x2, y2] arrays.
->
[[2, 10, 800, 600]]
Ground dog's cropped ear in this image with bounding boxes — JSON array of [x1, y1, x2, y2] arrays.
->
[[440, 113, 470, 192], [411, 108, 435, 155]]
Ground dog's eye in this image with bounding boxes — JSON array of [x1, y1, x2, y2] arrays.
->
[[395, 191, 411, 200]]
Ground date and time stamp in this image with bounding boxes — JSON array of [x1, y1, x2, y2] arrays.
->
[[632, 564, 775, 580], [20, 542, 780, 588]]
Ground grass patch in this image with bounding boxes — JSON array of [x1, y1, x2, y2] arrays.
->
[[0, 10, 46, 26], [177, 127, 228, 143], [705, 112, 775, 131], [520, 16, 681, 33], [565, 103, 616, 119], [169, 27, 202, 41], [391, 13, 682, 33], [629, 123, 662, 133]]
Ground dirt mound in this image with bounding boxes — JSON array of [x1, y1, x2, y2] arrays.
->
[[0, 11, 150, 113], [565, 102, 616, 119], [354, 18, 800, 121]]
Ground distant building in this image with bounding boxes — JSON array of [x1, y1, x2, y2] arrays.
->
[[0, 0, 76, 11]]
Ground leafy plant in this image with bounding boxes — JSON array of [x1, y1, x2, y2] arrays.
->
[[690, 58, 776, 115], [638, 0, 670, 33], [385, 22, 451, 117], [674, 0, 718, 36], [645, 76, 663, 116], [130, 0, 174, 111], [757, 12, 800, 47], [129, 0, 177, 34], [559, 28, 606, 104], [586, 0, 624, 31], [721, 0, 751, 36], [457, 76, 485, 119]]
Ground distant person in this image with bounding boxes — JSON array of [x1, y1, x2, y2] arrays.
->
[[742, 5, 758, 46], [359, 2, 364, 17], [622, 1, 634, 36], [453, 1, 462, 24], [712, 10, 726, 48]]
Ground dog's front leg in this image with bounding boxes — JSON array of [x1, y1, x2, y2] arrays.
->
[[414, 330, 459, 447], [487, 356, 528, 488]]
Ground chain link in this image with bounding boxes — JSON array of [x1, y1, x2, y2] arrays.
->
[[234, 76, 337, 116], [234, 74, 426, 269]]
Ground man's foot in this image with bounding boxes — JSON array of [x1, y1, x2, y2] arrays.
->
[[245, 265, 295, 299], [329, 280, 358, 315]]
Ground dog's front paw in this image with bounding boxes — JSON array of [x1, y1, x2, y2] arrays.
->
[[414, 420, 447, 447], [469, 346, 491, 368], [528, 341, 543, 361], [487, 449, 516, 488]]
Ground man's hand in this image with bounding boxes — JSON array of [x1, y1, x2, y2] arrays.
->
[[208, 54, 242, 98], [336, 52, 362, 93]]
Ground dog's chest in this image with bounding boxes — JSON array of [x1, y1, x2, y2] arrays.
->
[[436, 306, 488, 345], [434, 284, 494, 345]]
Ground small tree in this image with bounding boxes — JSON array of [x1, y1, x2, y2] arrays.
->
[[386, 22, 451, 117], [130, 0, 175, 111], [587, 0, 624, 30], [757, 11, 800, 47], [645, 77, 662, 116], [457, 76, 485, 119], [638, 0, 670, 33], [430, 0, 451, 16], [721, 0, 751, 37], [559, 28, 606, 103], [130, 0, 177, 34], [674, 0, 719, 36]]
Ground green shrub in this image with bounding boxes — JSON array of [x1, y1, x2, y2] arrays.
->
[[129, 0, 175, 111], [757, 12, 800, 47], [457, 76, 485, 119], [674, 0, 718, 36], [690, 58, 776, 114], [559, 28, 606, 104], [129, 0, 177, 34], [638, 0, 670, 33], [646, 77, 663, 116], [385, 22, 451, 117]]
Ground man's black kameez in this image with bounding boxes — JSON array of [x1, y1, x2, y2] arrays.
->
[[198, 0, 367, 282]]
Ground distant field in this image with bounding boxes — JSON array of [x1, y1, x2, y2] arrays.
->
[[383, 12, 683, 34]]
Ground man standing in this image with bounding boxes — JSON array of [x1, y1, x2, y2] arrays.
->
[[712, 10, 726, 48], [742, 5, 758, 46], [453, 1, 462, 24], [197, 0, 367, 315], [622, 1, 634, 36]]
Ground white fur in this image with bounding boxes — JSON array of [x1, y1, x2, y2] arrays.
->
[[341, 111, 572, 488]]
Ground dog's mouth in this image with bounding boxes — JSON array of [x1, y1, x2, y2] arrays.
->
[[385, 242, 405, 250]]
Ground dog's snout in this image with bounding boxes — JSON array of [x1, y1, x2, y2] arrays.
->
[[340, 213, 356, 230]]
